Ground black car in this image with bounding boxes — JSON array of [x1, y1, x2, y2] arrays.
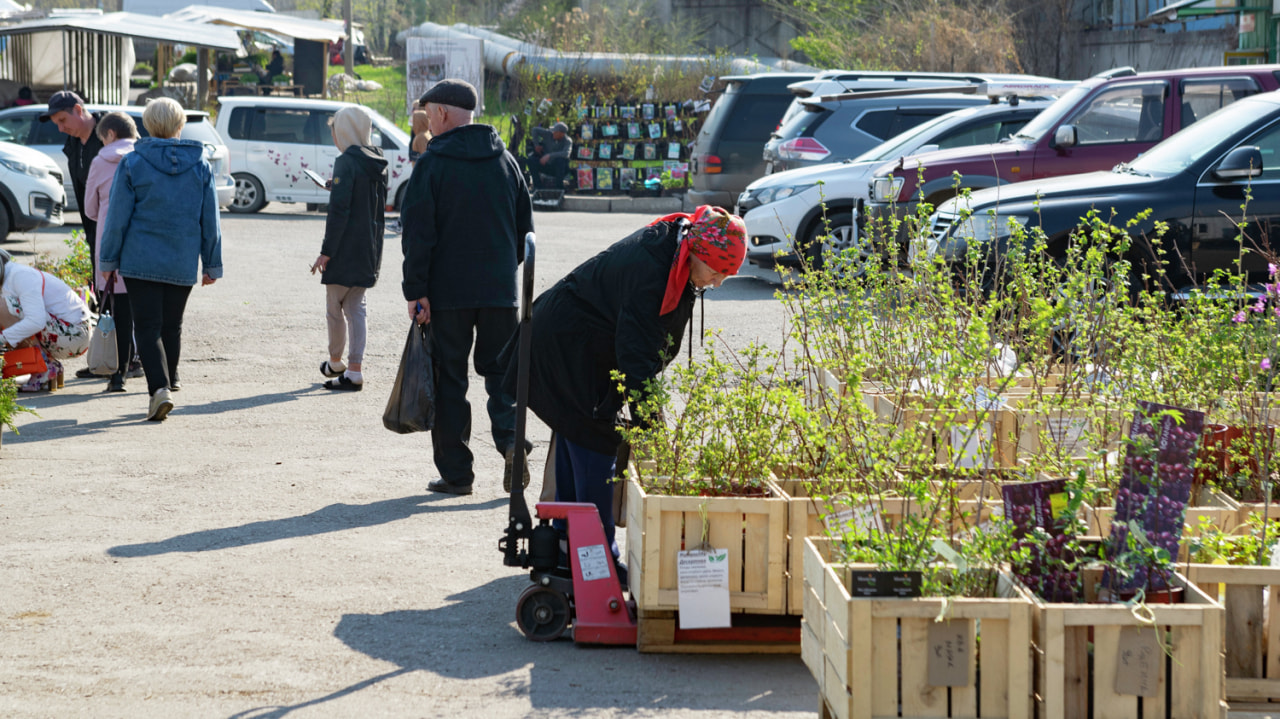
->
[[686, 73, 813, 209], [921, 91, 1280, 289]]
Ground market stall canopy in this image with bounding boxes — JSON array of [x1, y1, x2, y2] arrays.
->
[[165, 5, 345, 42], [0, 11, 240, 49], [1143, 0, 1251, 24]]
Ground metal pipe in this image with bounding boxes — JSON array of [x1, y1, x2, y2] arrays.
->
[[395, 21, 814, 79]]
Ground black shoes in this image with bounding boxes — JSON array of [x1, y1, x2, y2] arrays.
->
[[75, 367, 96, 379], [323, 375, 362, 391], [427, 478, 473, 496], [105, 375, 126, 392], [126, 359, 144, 378]]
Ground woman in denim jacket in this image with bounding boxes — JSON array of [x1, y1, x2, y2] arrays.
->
[[99, 98, 223, 422]]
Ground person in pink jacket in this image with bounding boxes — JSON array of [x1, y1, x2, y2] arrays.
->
[[83, 112, 137, 393]]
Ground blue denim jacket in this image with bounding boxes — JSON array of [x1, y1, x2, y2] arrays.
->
[[99, 138, 223, 286]]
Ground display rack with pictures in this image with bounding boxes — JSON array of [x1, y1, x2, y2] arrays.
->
[[541, 99, 698, 195]]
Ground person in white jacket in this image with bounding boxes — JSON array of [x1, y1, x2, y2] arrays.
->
[[83, 112, 137, 393], [0, 248, 92, 391]]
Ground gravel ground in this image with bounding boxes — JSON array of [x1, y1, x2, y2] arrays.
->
[[0, 206, 815, 718]]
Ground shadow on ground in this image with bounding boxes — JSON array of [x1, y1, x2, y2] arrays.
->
[[225, 576, 814, 718], [107, 494, 505, 557]]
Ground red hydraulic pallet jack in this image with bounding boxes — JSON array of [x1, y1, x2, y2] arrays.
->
[[498, 232, 638, 645]]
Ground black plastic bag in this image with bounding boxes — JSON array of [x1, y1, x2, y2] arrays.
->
[[383, 322, 436, 434]]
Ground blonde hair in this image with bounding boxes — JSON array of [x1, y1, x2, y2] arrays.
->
[[142, 97, 185, 139]]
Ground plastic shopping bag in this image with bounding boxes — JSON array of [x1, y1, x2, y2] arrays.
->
[[382, 322, 436, 434]]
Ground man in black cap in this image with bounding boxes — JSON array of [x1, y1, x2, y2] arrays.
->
[[401, 78, 534, 496], [526, 121, 572, 190], [42, 91, 103, 263]]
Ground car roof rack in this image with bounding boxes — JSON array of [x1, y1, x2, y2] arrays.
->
[[811, 80, 1076, 105]]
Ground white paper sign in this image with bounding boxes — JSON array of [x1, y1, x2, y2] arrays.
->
[[824, 503, 885, 535], [677, 548, 731, 629], [952, 421, 995, 469], [1048, 417, 1089, 456], [576, 544, 612, 582]]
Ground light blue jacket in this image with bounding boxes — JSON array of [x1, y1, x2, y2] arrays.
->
[[99, 138, 223, 286]]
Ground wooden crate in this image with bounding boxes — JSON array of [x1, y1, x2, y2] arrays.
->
[[1027, 568, 1226, 719], [873, 393, 1019, 468], [636, 608, 802, 654], [776, 478, 1002, 615], [803, 538, 1034, 719], [624, 472, 788, 614], [1084, 495, 1243, 540], [1185, 563, 1280, 704]]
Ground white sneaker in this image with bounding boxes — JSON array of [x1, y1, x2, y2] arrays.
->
[[147, 388, 174, 422]]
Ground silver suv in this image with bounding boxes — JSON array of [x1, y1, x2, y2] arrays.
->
[[0, 104, 235, 211]]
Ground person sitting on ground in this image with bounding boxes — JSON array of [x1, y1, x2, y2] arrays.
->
[[310, 106, 387, 392], [83, 111, 139, 393], [501, 205, 747, 581], [0, 248, 93, 393], [526, 121, 571, 190]]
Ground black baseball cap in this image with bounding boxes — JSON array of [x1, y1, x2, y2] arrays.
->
[[38, 90, 85, 122]]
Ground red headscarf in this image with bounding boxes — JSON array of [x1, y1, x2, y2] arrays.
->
[[649, 205, 747, 315]]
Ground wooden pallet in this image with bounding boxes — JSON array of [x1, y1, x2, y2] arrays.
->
[[1186, 564, 1280, 704], [873, 393, 1019, 468], [635, 608, 801, 654]]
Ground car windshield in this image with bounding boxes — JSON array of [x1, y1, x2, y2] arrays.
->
[[853, 112, 958, 162], [1011, 82, 1093, 141], [1129, 97, 1273, 175]]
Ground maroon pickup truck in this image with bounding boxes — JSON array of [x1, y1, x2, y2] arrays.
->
[[865, 65, 1280, 228]]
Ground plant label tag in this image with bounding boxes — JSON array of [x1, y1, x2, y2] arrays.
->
[[847, 570, 880, 597], [883, 571, 922, 598], [677, 548, 731, 629], [927, 620, 972, 686], [824, 503, 884, 535], [576, 544, 612, 582], [1115, 626, 1162, 696], [1048, 417, 1089, 456]]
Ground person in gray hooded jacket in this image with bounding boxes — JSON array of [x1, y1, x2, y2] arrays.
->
[[310, 106, 387, 392], [99, 98, 222, 422]]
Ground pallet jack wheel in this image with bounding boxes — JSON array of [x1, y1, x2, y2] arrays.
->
[[515, 584, 572, 641]]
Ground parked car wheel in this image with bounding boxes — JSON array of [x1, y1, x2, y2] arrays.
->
[[231, 173, 267, 214], [803, 211, 867, 275], [0, 201, 10, 242]]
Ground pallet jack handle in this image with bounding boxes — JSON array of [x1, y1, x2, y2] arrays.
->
[[500, 233, 536, 567]]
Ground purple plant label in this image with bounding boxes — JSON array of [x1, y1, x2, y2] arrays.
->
[[1004, 478, 1075, 601], [1104, 401, 1204, 594], [1002, 478, 1069, 538]]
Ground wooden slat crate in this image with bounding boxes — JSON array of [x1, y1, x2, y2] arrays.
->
[[776, 478, 1002, 615], [873, 393, 1019, 468], [1084, 496, 1243, 540], [624, 472, 788, 615], [1026, 568, 1226, 719], [1185, 564, 1280, 704], [803, 538, 1034, 719]]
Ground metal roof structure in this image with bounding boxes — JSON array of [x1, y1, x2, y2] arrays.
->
[[0, 11, 241, 50], [165, 5, 345, 42]]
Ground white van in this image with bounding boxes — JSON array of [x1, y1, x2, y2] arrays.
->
[[215, 97, 412, 214]]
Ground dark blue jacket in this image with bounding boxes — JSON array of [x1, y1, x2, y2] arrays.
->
[[99, 138, 223, 286]]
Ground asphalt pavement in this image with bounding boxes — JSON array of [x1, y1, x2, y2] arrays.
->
[[0, 205, 813, 718]]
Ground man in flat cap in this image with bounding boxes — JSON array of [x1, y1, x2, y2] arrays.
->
[[526, 121, 572, 190], [401, 78, 534, 496], [42, 91, 103, 266]]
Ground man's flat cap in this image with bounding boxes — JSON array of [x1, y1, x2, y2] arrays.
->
[[551, 121, 569, 134], [419, 79, 477, 111], [39, 90, 85, 122]]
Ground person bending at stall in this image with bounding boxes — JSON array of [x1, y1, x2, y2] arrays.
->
[[505, 206, 746, 578]]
